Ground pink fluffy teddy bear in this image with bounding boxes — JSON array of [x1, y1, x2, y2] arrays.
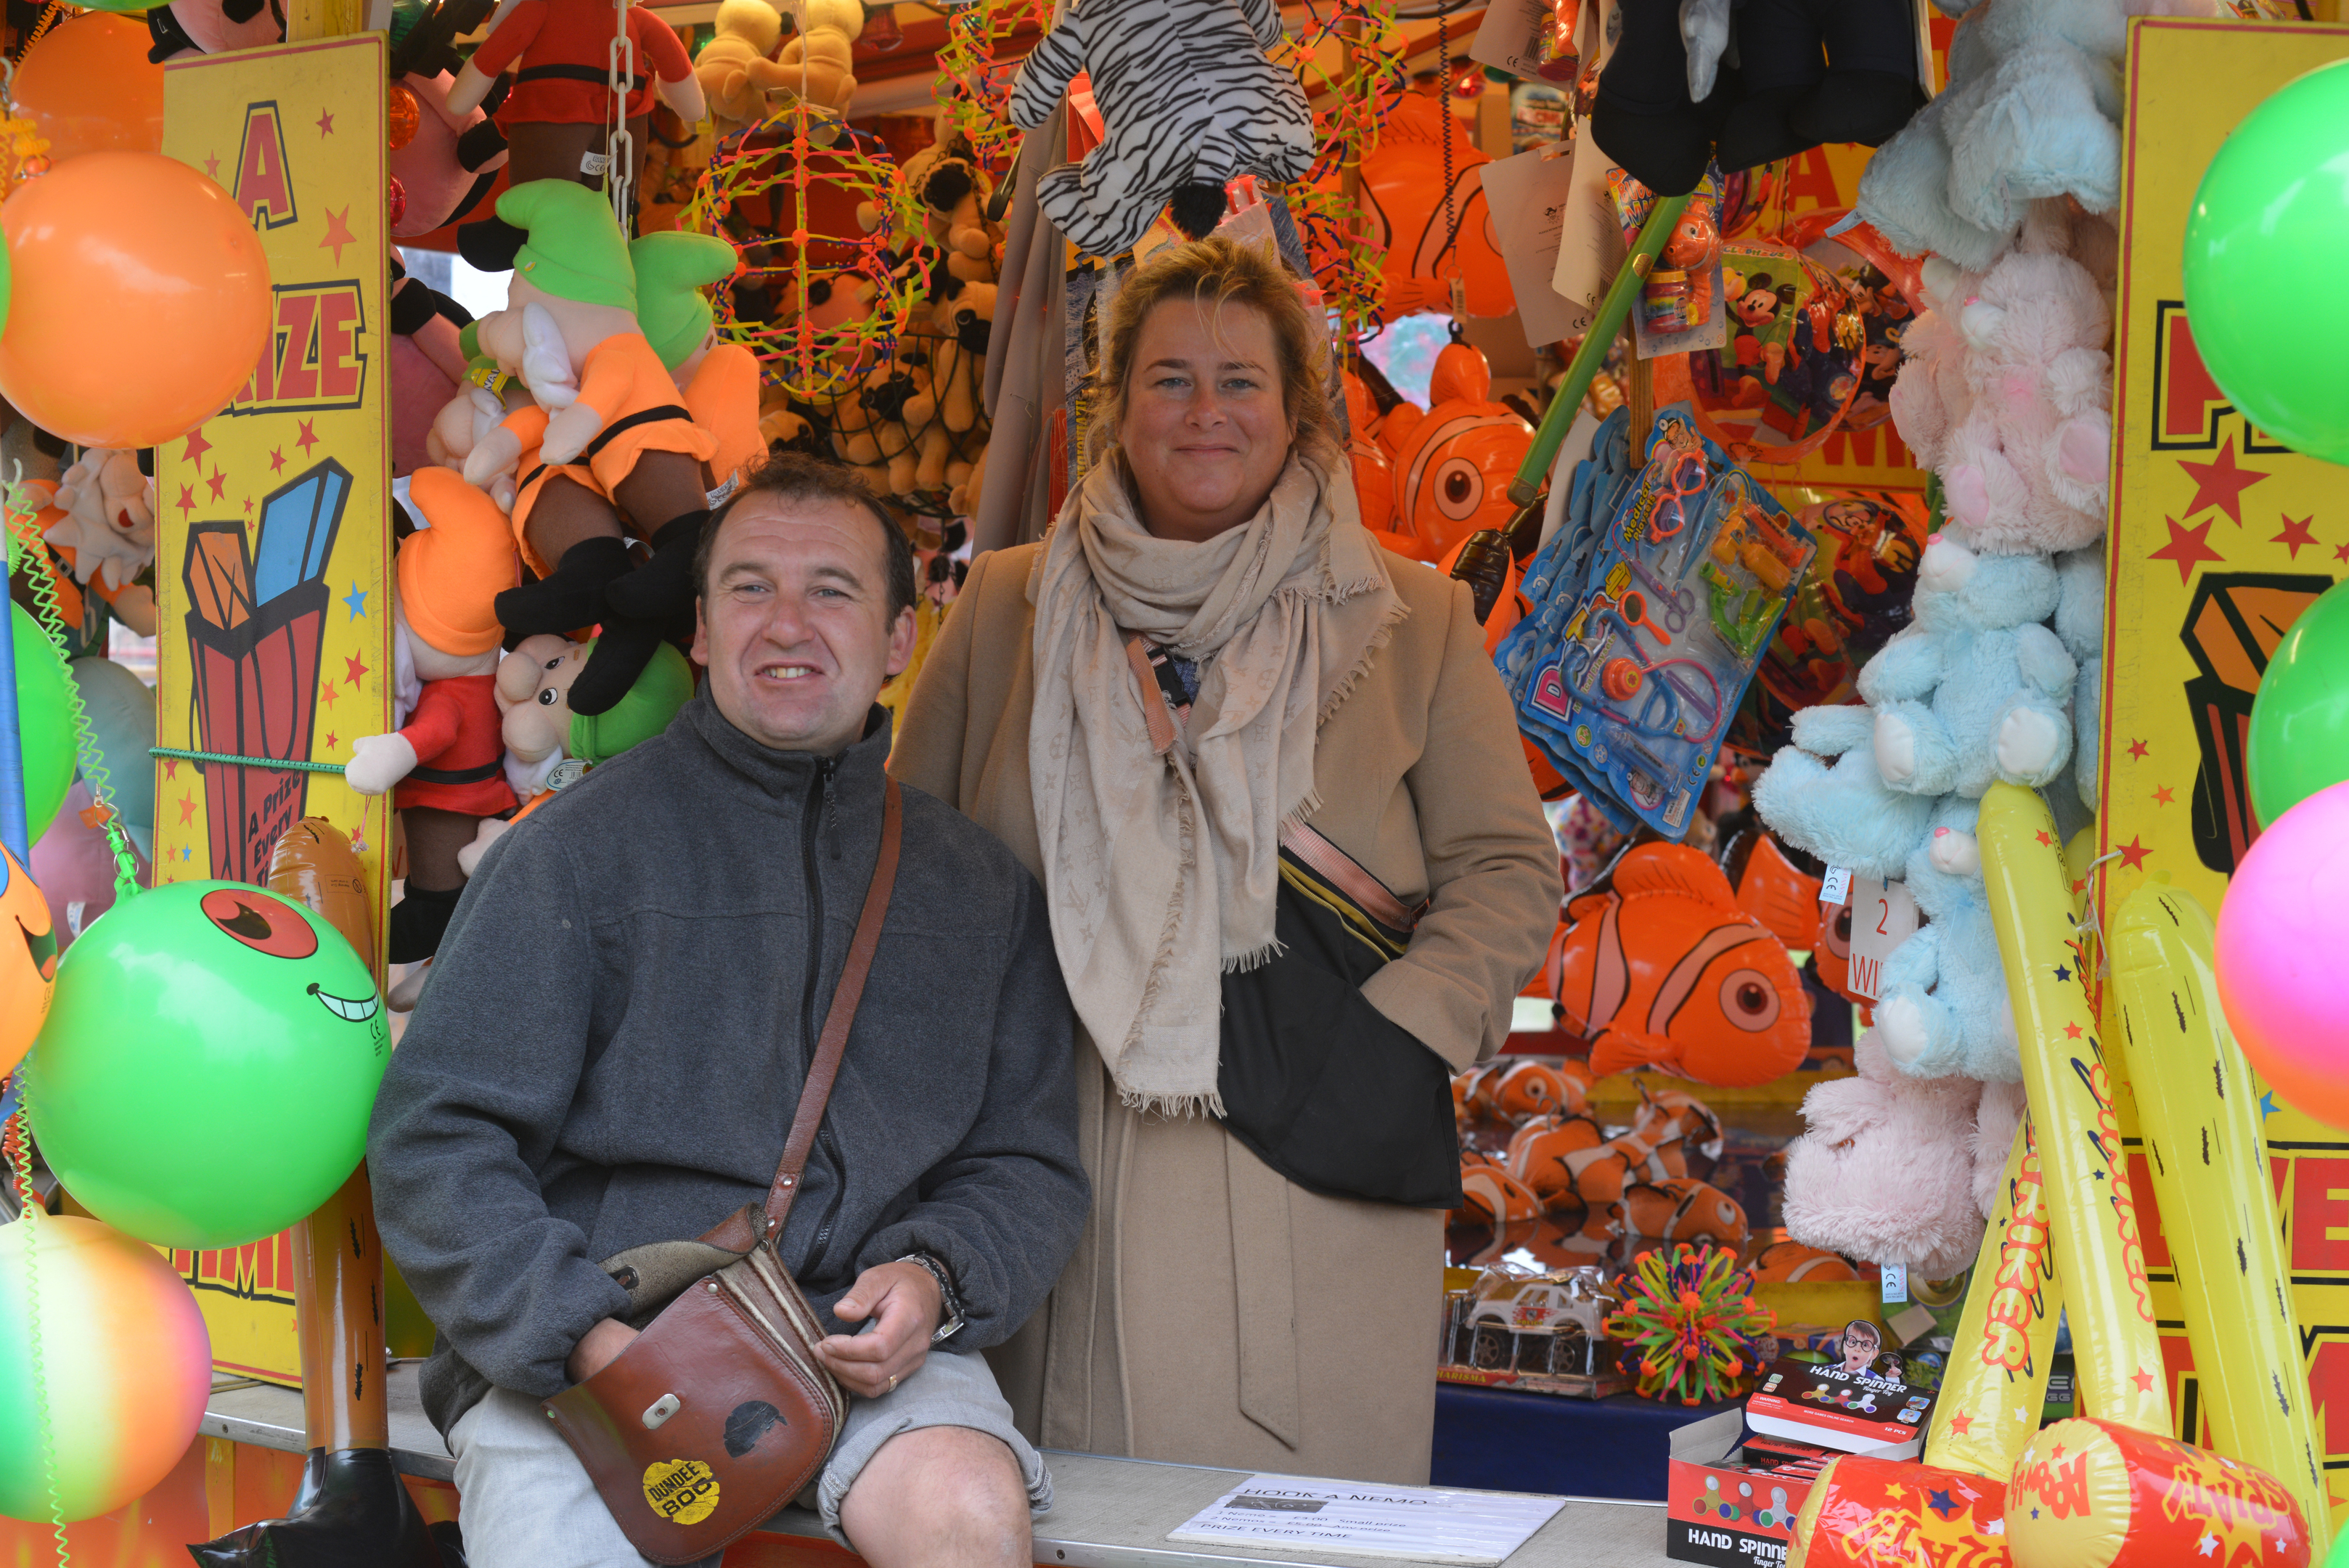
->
[[1889, 214, 2114, 556], [1781, 1029, 2012, 1280]]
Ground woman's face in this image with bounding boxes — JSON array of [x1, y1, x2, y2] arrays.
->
[[1120, 298, 1293, 543]]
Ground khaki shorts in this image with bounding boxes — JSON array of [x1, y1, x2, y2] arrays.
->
[[446, 1346, 1051, 1567]]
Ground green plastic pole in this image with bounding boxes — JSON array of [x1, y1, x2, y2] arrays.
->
[[1508, 191, 1694, 507]]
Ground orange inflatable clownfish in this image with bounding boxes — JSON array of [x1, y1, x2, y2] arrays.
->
[[1342, 368, 1400, 543], [1545, 844, 1811, 1087], [1380, 343, 1534, 567], [1344, 89, 1514, 323]]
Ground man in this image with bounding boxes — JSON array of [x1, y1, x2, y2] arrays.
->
[[369, 452, 1088, 1568]]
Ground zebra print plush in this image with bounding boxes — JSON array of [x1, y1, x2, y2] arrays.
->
[[1008, 0, 1316, 258]]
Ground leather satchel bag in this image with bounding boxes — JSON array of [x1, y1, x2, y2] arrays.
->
[[541, 779, 903, 1566]]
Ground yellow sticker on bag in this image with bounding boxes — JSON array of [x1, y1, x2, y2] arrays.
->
[[642, 1458, 722, 1524]]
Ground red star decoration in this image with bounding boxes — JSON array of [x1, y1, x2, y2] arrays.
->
[[1946, 1412, 1974, 1437], [2176, 438, 2270, 524], [176, 796, 197, 825], [2127, 738, 2149, 760], [205, 466, 228, 501], [2118, 836, 2152, 872], [2035, 830, 2052, 846], [316, 108, 335, 136], [324, 732, 338, 752], [2274, 513, 2318, 558], [163, 758, 179, 780], [295, 420, 320, 456], [343, 653, 369, 690], [243, 496, 254, 518], [322, 682, 338, 711], [176, 483, 195, 518], [2149, 516, 2226, 584], [268, 446, 287, 475], [2064, 1022, 2084, 1040], [203, 152, 221, 179], [319, 205, 356, 266], [183, 428, 212, 465], [2132, 1366, 2157, 1394], [2155, 785, 2175, 806], [2337, 541, 2349, 564]]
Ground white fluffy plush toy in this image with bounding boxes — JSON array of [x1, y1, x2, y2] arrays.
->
[[1007, 0, 1317, 258]]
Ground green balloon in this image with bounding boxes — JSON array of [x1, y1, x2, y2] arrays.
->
[[2182, 58, 2349, 465], [2250, 579, 2349, 830], [25, 881, 390, 1249], [12, 603, 75, 846]]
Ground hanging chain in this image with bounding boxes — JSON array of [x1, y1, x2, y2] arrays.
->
[[605, 0, 637, 226]]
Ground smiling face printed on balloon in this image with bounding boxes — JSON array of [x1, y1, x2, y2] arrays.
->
[[196, 886, 385, 1035], [0, 845, 57, 1077]]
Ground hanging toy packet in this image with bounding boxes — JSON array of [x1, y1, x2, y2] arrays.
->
[[1524, 404, 1813, 838], [1609, 170, 1728, 359]]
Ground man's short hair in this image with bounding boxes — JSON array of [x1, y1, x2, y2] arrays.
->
[[695, 452, 918, 619]]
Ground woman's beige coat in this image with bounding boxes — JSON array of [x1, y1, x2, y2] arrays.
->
[[890, 538, 1564, 1484]]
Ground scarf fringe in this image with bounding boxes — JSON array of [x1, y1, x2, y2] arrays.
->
[[1118, 1088, 1227, 1119], [1317, 595, 1410, 727], [1224, 936, 1286, 974]]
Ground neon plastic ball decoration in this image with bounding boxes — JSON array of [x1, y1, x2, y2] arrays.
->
[[0, 1216, 211, 1523], [0, 151, 272, 449], [0, 842, 57, 1077], [2181, 58, 2349, 466], [2248, 577, 2349, 829], [11, 14, 164, 163], [2215, 780, 2349, 1131], [11, 603, 79, 848], [24, 881, 391, 1249]]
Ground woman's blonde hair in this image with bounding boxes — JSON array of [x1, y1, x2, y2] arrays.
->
[[1093, 235, 1339, 466]]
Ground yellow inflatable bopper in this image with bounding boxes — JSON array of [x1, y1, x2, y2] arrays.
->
[[1924, 1114, 2063, 1481], [1977, 783, 2168, 1437], [2005, 1417, 2310, 1568], [2109, 879, 2329, 1548]]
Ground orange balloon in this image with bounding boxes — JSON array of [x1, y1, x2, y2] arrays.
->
[[0, 152, 273, 448], [14, 15, 165, 162]]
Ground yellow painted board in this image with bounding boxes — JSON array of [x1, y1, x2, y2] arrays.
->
[[158, 37, 393, 1387], [2101, 15, 2349, 1527]]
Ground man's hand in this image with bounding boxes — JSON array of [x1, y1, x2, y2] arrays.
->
[[568, 1317, 639, 1384], [816, 1261, 941, 1399]]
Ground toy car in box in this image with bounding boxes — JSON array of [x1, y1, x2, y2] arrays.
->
[[1440, 1263, 1627, 1397]]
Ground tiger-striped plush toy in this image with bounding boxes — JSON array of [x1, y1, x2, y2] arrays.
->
[[1007, 0, 1316, 258]]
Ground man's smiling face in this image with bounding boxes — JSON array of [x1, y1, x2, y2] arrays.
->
[[690, 494, 915, 755]]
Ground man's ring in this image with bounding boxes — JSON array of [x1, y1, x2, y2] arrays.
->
[[886, 1373, 898, 1392]]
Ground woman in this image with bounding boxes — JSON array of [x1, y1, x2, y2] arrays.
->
[[891, 237, 1561, 1483]]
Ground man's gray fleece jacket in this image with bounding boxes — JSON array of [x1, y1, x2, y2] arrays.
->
[[367, 695, 1090, 1437]]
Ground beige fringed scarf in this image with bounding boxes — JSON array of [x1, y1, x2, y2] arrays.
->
[[1027, 452, 1407, 1115]]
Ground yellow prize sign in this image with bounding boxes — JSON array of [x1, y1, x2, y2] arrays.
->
[[2102, 16, 2349, 1529], [156, 37, 391, 1385]]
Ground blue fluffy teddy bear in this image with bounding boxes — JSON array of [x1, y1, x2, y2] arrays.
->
[[1751, 703, 1935, 880], [1873, 796, 2021, 1081], [1863, 530, 2075, 801]]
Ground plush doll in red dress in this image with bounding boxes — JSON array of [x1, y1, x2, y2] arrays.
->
[[346, 468, 523, 962], [446, 0, 706, 197]]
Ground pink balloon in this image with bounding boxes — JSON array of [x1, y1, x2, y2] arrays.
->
[[28, 781, 147, 953], [2215, 778, 2349, 1130]]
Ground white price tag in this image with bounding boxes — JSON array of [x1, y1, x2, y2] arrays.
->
[[1548, 115, 1622, 326], [1847, 875, 1921, 1003], [1881, 1263, 1908, 1304], [1468, 0, 1552, 77], [1481, 142, 1591, 348], [1818, 865, 1852, 907]]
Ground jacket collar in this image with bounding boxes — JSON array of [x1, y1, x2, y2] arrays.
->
[[678, 692, 895, 809]]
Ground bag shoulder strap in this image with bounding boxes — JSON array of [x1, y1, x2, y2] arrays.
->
[[757, 776, 903, 1241], [1122, 631, 1426, 934]]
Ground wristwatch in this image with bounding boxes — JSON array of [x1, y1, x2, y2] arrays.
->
[[898, 1252, 967, 1344]]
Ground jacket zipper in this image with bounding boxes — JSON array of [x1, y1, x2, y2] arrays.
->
[[799, 759, 848, 1275]]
